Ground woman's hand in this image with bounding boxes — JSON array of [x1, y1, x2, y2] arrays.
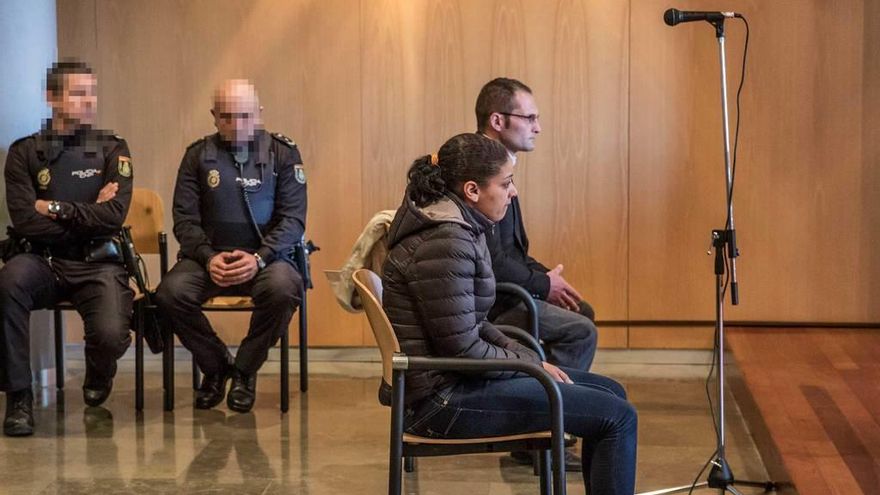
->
[[542, 362, 574, 384]]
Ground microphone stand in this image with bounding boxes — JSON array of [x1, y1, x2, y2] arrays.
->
[[638, 17, 777, 495]]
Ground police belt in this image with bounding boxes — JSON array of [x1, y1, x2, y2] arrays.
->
[[30, 239, 123, 263]]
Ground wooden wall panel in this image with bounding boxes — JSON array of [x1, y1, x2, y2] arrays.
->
[[516, 0, 631, 346], [53, 0, 879, 349], [863, 0, 880, 316], [630, 0, 879, 328]]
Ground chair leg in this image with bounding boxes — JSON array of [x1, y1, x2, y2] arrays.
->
[[54, 309, 64, 390], [135, 304, 144, 412], [281, 327, 289, 413], [163, 325, 175, 411], [389, 371, 405, 495], [298, 290, 308, 393], [403, 456, 415, 473], [538, 450, 551, 495], [390, 454, 403, 495], [192, 359, 200, 390]]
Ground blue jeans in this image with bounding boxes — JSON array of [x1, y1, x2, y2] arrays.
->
[[405, 367, 637, 495]]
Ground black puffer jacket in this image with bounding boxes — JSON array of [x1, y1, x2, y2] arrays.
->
[[382, 192, 541, 406]]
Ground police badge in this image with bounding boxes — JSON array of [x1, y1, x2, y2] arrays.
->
[[207, 169, 221, 188], [294, 164, 306, 184], [118, 156, 133, 177], [37, 168, 51, 190]]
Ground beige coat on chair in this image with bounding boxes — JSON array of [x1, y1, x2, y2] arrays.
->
[[326, 209, 395, 312]]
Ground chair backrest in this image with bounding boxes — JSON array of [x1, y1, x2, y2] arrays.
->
[[125, 188, 165, 254], [352, 269, 400, 385]]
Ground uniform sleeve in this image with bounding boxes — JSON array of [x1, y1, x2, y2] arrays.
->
[[256, 145, 306, 264], [172, 147, 218, 266], [58, 138, 132, 236], [405, 231, 541, 377], [485, 222, 551, 299], [4, 142, 68, 240]]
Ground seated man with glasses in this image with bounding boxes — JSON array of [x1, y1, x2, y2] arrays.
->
[[475, 77, 599, 470], [155, 79, 306, 413]]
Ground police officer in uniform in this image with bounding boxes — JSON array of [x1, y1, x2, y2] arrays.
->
[[155, 79, 306, 413], [1, 61, 134, 436]]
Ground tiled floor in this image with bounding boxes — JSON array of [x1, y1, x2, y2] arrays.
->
[[0, 349, 774, 494]]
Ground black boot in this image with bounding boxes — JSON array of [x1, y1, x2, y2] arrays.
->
[[4, 388, 35, 437], [227, 368, 257, 413], [83, 361, 115, 407], [195, 365, 231, 410]]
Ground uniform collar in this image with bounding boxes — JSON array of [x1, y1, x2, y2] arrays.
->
[[205, 130, 272, 165]]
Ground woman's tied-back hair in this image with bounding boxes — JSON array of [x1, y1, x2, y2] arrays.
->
[[407, 133, 509, 207]]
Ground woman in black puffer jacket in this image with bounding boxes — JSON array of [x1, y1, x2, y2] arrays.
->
[[383, 133, 637, 495]]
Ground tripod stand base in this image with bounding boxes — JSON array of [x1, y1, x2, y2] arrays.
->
[[637, 479, 779, 495]]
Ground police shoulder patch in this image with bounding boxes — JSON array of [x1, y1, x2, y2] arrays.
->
[[118, 156, 133, 177], [294, 164, 306, 184], [271, 132, 296, 148]]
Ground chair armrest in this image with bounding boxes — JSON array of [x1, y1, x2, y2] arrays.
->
[[496, 282, 539, 340], [496, 326, 546, 361]]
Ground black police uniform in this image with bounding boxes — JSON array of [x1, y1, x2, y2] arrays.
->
[[0, 126, 134, 393], [155, 130, 306, 378]]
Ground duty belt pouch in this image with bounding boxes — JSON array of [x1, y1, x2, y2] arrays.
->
[[0, 228, 27, 262], [85, 239, 123, 263], [0, 238, 16, 262]]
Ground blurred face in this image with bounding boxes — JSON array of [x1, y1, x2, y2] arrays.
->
[[495, 90, 541, 153], [48, 72, 97, 130], [211, 80, 262, 146], [463, 160, 517, 222]]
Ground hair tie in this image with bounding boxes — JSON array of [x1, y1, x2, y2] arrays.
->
[[430, 153, 439, 166]]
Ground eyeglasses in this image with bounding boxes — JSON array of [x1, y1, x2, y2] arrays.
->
[[498, 112, 539, 124]]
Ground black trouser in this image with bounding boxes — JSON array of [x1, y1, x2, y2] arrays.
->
[[155, 258, 302, 377], [0, 254, 133, 392]]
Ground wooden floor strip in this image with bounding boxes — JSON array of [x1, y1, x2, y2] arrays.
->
[[727, 328, 880, 495]]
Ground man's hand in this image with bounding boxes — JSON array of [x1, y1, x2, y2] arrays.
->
[[542, 362, 574, 384], [34, 200, 56, 219], [546, 264, 582, 311], [96, 182, 118, 203], [208, 250, 259, 287]]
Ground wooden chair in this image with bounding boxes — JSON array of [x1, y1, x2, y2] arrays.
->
[[351, 269, 567, 495], [52, 187, 164, 411]]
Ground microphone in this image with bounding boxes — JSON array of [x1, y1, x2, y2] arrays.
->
[[664, 8, 737, 26]]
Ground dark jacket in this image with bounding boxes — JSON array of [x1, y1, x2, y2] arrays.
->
[[485, 196, 551, 318], [4, 127, 133, 245], [172, 130, 307, 267], [382, 192, 541, 406]]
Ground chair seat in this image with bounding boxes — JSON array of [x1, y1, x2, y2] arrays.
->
[[403, 431, 573, 445], [203, 296, 254, 309]]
